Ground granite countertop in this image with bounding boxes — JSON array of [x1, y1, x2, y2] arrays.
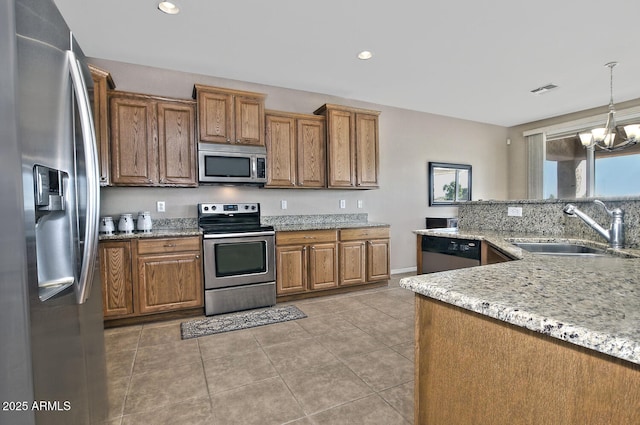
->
[[99, 228, 201, 241], [401, 228, 640, 365], [272, 221, 389, 232]]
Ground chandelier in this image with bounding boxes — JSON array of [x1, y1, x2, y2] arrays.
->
[[578, 62, 640, 151]]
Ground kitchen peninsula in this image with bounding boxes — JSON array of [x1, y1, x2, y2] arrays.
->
[[401, 228, 640, 424]]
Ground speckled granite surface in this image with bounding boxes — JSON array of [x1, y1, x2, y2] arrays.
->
[[263, 214, 389, 231], [98, 217, 200, 240], [98, 215, 389, 239], [458, 199, 640, 248], [401, 228, 640, 365]]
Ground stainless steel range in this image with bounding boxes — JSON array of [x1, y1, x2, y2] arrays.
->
[[198, 203, 276, 315]]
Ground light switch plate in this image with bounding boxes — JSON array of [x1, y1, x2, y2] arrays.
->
[[507, 206, 522, 217], [281, 200, 287, 210], [156, 201, 165, 212], [339, 200, 346, 209]]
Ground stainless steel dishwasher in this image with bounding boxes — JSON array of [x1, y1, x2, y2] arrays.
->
[[421, 236, 480, 274]]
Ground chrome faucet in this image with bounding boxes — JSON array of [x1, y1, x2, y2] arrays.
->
[[562, 200, 625, 249]]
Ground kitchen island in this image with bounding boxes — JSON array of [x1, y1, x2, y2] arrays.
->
[[401, 229, 640, 425]]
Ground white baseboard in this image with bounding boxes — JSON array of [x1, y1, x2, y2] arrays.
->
[[391, 267, 416, 275]]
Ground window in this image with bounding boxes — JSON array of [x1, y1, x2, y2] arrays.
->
[[540, 135, 640, 199], [428, 162, 472, 205], [595, 147, 640, 197]]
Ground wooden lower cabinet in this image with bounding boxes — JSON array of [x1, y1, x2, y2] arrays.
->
[[99, 240, 134, 317], [415, 296, 640, 425], [100, 236, 203, 321], [276, 230, 338, 296], [339, 227, 390, 285], [276, 226, 390, 299], [481, 241, 514, 265]]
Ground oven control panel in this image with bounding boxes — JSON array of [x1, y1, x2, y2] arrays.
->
[[199, 203, 259, 215]]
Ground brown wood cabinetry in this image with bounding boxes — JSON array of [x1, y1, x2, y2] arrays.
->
[[276, 227, 390, 300], [481, 241, 514, 265], [100, 236, 203, 321], [265, 111, 326, 188], [415, 296, 640, 425], [339, 227, 390, 285], [275, 230, 338, 296], [193, 84, 265, 146], [134, 237, 203, 314], [99, 240, 133, 317], [89, 65, 115, 186], [314, 104, 380, 189], [109, 91, 197, 187]]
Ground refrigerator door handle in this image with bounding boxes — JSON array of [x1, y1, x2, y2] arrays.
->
[[68, 50, 99, 304]]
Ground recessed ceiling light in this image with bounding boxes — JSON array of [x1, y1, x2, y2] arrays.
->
[[357, 50, 373, 60], [158, 1, 180, 14]]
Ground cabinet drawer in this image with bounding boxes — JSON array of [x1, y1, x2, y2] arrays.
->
[[276, 230, 337, 245], [136, 236, 201, 255], [340, 227, 389, 241]]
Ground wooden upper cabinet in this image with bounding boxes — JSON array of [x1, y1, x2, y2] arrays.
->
[[193, 84, 265, 146], [235, 95, 264, 146], [355, 113, 380, 188], [266, 113, 296, 187], [196, 90, 233, 144], [89, 65, 115, 186], [314, 104, 380, 189], [297, 117, 326, 187], [265, 111, 325, 188], [109, 91, 197, 187], [110, 94, 157, 185], [157, 101, 197, 185]]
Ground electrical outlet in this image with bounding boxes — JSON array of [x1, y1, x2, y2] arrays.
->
[[339, 200, 346, 209], [156, 201, 165, 213], [281, 200, 287, 210], [357, 200, 363, 209], [507, 206, 522, 217]]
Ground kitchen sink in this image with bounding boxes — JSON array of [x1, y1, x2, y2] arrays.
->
[[511, 242, 607, 257]]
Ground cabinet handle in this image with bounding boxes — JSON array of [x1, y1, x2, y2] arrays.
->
[[236, 139, 241, 143], [226, 138, 231, 142], [195, 255, 200, 259], [164, 243, 177, 247], [303, 236, 315, 239]]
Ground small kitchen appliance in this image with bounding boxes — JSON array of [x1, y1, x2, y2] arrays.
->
[[198, 144, 267, 185], [198, 203, 275, 315]]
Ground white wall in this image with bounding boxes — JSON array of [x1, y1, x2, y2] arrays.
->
[[93, 58, 509, 273]]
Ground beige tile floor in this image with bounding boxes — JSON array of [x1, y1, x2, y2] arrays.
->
[[102, 273, 416, 425]]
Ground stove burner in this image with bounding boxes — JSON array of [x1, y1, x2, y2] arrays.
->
[[197, 202, 270, 234]]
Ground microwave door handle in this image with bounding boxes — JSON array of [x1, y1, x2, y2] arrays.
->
[[68, 50, 100, 304], [252, 156, 257, 179]]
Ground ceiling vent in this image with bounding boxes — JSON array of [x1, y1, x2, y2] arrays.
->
[[530, 84, 559, 95]]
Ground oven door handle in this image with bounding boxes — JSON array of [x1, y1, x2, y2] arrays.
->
[[203, 230, 276, 239]]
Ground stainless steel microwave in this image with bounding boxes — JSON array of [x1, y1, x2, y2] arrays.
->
[[198, 144, 267, 185]]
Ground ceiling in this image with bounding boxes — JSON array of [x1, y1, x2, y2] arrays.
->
[[53, 0, 640, 127]]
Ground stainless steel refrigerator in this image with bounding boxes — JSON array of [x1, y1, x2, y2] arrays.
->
[[1, 0, 107, 423]]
